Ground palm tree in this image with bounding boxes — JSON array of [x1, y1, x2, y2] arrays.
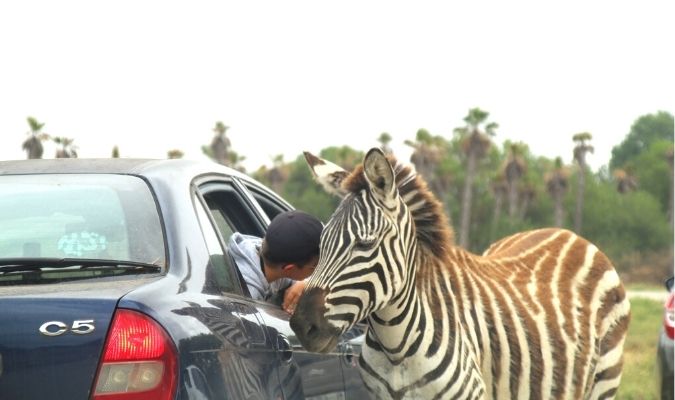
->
[[612, 168, 638, 194], [455, 108, 497, 248], [22, 117, 49, 159], [404, 129, 442, 181], [53, 137, 78, 158], [503, 143, 527, 218], [209, 121, 230, 166], [267, 154, 289, 193], [490, 175, 508, 237], [573, 132, 594, 234], [518, 183, 536, 219], [545, 157, 569, 227], [404, 129, 449, 202], [227, 151, 247, 173], [377, 132, 393, 155], [167, 149, 184, 159]]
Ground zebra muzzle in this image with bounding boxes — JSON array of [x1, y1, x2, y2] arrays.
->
[[290, 287, 341, 353]]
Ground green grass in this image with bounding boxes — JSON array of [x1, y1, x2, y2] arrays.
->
[[626, 283, 667, 292], [617, 298, 664, 400]]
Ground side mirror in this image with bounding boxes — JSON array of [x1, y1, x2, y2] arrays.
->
[[666, 276, 674, 292]]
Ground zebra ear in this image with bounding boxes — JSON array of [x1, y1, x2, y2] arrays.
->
[[363, 148, 397, 201], [303, 151, 349, 197]]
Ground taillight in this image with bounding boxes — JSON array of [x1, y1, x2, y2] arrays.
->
[[92, 309, 177, 400], [665, 292, 674, 340]]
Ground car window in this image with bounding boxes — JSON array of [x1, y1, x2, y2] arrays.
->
[[193, 192, 242, 295], [201, 184, 264, 237], [0, 174, 166, 285], [244, 183, 292, 221], [205, 200, 236, 243], [0, 174, 165, 264], [197, 182, 268, 297]]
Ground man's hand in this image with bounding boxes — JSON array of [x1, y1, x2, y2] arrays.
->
[[283, 281, 306, 314]]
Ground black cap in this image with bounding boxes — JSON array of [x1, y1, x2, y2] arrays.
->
[[264, 210, 323, 264]]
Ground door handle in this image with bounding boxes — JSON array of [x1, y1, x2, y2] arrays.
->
[[277, 334, 293, 364]]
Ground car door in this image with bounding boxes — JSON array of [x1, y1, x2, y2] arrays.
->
[[244, 180, 376, 398], [188, 186, 285, 399], [340, 323, 374, 399], [197, 176, 347, 399]]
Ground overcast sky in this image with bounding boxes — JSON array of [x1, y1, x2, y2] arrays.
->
[[0, 1, 672, 173]]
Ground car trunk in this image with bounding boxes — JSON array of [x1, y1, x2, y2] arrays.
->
[[0, 277, 158, 399]]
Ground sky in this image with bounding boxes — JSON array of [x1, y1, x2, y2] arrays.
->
[[0, 1, 672, 173]]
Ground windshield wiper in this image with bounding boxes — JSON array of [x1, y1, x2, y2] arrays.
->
[[0, 258, 163, 274]]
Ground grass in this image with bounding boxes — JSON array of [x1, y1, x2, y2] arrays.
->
[[616, 297, 664, 400], [626, 283, 668, 292]]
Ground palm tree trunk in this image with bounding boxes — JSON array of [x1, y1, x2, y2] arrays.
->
[[508, 183, 518, 218], [518, 195, 530, 220], [490, 191, 503, 241], [554, 193, 564, 227], [23, 136, 44, 159], [459, 151, 477, 248], [574, 166, 586, 234]]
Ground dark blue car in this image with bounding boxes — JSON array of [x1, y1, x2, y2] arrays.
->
[[0, 158, 370, 400]]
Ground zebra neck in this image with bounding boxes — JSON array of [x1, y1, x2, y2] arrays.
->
[[369, 250, 467, 360], [367, 283, 423, 363]]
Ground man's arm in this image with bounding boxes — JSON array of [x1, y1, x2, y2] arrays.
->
[[282, 280, 307, 314], [227, 233, 267, 301]]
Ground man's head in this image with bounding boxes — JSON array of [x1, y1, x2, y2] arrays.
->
[[261, 210, 323, 281]]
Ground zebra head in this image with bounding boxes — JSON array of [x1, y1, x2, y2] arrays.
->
[[290, 148, 417, 353]]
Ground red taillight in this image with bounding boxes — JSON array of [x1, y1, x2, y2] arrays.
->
[[92, 309, 177, 400], [665, 292, 674, 340]]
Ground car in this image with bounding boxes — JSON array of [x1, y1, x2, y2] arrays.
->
[[0, 158, 371, 400], [658, 276, 674, 400]]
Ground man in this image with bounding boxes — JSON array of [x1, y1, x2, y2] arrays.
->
[[228, 210, 323, 313]]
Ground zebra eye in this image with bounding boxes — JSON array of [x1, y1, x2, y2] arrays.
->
[[354, 236, 377, 250]]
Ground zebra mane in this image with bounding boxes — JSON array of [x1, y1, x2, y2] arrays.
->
[[342, 154, 455, 258]]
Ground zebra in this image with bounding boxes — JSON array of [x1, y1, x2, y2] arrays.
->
[[290, 148, 630, 400]]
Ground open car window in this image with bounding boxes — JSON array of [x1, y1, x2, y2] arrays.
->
[[200, 183, 265, 237], [195, 178, 298, 302], [196, 180, 268, 297], [243, 182, 292, 221]]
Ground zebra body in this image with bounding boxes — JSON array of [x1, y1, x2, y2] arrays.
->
[[290, 148, 629, 399]]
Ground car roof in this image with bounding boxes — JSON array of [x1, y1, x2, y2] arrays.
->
[[0, 158, 250, 181], [0, 158, 289, 210]]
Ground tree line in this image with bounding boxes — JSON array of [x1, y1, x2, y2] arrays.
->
[[250, 109, 674, 284], [18, 110, 674, 283]]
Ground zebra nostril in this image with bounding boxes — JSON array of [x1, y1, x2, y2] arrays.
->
[[306, 323, 318, 337]]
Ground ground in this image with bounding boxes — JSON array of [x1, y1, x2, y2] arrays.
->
[[616, 294, 666, 400]]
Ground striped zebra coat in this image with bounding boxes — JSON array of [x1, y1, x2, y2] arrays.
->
[[290, 148, 630, 399]]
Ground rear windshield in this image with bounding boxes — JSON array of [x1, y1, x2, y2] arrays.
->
[[0, 174, 166, 268]]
